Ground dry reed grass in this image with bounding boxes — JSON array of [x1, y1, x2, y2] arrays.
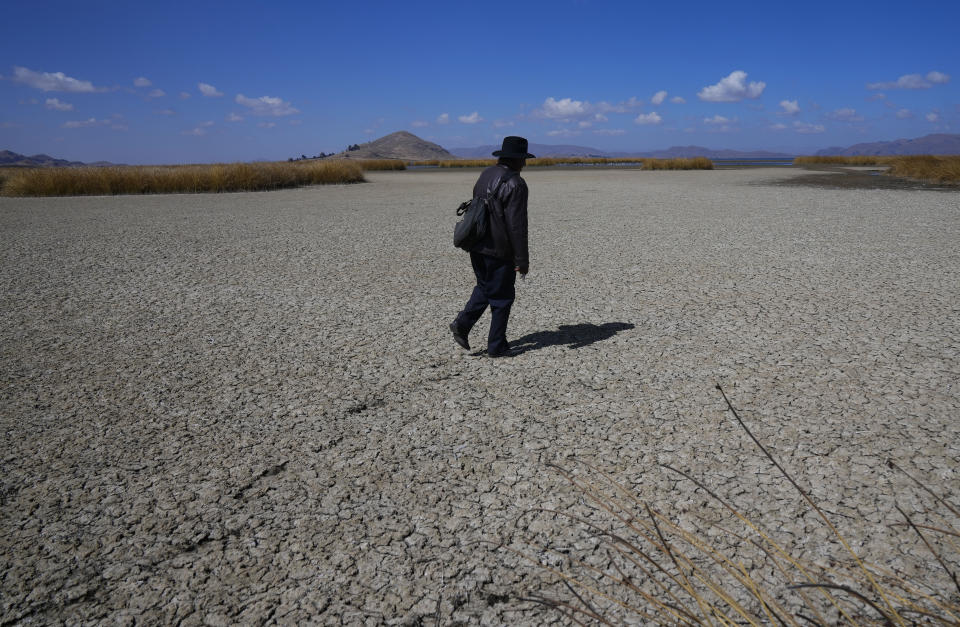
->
[[0, 160, 366, 197], [886, 156, 960, 184], [641, 157, 714, 170], [0, 167, 17, 189], [516, 386, 960, 625], [356, 159, 406, 171], [794, 155, 960, 183]]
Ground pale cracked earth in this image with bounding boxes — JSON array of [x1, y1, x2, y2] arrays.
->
[[1, 168, 958, 625]]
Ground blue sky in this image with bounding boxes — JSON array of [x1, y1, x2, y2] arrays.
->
[[1, 0, 957, 164]]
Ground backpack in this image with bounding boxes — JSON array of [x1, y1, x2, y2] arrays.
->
[[453, 172, 515, 251]]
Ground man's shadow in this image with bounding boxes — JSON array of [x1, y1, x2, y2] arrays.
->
[[510, 322, 634, 354]]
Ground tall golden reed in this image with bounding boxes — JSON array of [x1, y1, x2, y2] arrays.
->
[[1, 160, 366, 197], [355, 159, 407, 171], [794, 155, 960, 183], [886, 155, 960, 184], [641, 157, 714, 170]]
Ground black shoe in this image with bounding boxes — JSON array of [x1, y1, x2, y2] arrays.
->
[[449, 323, 470, 350], [486, 346, 517, 358]]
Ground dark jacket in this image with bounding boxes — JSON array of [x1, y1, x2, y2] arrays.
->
[[470, 164, 529, 268]]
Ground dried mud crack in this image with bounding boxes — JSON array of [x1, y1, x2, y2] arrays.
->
[[1, 168, 958, 624]]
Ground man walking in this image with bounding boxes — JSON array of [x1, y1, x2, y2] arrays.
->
[[450, 136, 534, 357]]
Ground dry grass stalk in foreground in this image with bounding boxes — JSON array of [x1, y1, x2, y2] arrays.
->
[[1, 160, 366, 196], [515, 386, 960, 625]]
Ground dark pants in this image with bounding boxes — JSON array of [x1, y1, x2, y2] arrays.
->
[[453, 252, 516, 354]]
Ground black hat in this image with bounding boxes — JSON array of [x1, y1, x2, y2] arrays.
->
[[492, 136, 535, 159]]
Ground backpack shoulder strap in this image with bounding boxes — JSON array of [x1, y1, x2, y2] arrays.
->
[[487, 169, 517, 201]]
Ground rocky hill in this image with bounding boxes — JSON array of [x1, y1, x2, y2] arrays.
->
[[329, 131, 454, 160], [815, 133, 960, 156]]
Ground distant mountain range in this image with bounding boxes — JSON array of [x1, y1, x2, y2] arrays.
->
[[453, 133, 960, 159], [0, 150, 117, 167], [6, 133, 959, 168], [814, 133, 960, 156], [450, 142, 794, 159]]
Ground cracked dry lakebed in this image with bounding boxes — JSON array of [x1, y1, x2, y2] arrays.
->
[[1, 168, 959, 625]]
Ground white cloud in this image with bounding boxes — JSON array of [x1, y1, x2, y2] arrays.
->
[[492, 119, 514, 128], [896, 108, 914, 119], [599, 97, 644, 114], [539, 97, 589, 119], [794, 121, 825, 134], [134, 77, 152, 87], [534, 96, 642, 122], [578, 120, 593, 128], [697, 70, 765, 102], [651, 90, 667, 105], [926, 112, 940, 122], [1, 121, 23, 128], [670, 96, 686, 104], [770, 123, 788, 130], [198, 82, 224, 97], [778, 99, 800, 116], [546, 128, 581, 137], [704, 114, 731, 124], [258, 121, 276, 129], [62, 117, 106, 128], [226, 112, 243, 122], [235, 94, 298, 116], [436, 113, 450, 125], [45, 98, 73, 111], [410, 120, 429, 128], [867, 93, 886, 101], [147, 89, 165, 99], [867, 71, 951, 90], [593, 128, 626, 136], [827, 108, 864, 122], [634, 112, 662, 125], [289, 120, 302, 126], [179, 91, 191, 100], [458, 111, 483, 124], [13, 66, 101, 92], [182, 123, 212, 136], [156, 109, 176, 116]]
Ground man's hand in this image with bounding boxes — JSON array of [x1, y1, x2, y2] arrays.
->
[[515, 266, 529, 275]]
